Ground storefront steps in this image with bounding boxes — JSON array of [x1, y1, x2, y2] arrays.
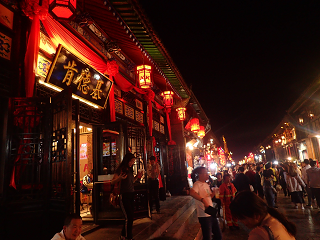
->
[[84, 195, 203, 240]]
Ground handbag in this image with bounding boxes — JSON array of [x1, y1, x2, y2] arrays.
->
[[109, 179, 121, 208]]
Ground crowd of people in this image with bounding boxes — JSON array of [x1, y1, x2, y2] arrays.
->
[[189, 159, 320, 240]]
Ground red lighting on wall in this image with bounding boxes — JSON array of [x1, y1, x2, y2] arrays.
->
[[190, 118, 200, 133], [137, 65, 152, 89], [197, 126, 205, 138], [176, 107, 186, 121], [49, 0, 77, 20], [161, 91, 174, 108]]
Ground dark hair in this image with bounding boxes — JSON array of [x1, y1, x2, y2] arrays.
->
[[116, 152, 135, 174], [90, 169, 94, 174], [263, 169, 272, 178], [310, 160, 316, 167], [265, 162, 271, 169], [239, 166, 244, 172], [150, 156, 156, 161], [216, 172, 222, 177], [230, 191, 296, 236], [303, 159, 310, 165], [64, 214, 82, 227], [223, 174, 230, 181], [256, 166, 261, 172], [191, 167, 206, 183]]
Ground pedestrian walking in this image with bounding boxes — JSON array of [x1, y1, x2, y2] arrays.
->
[[190, 167, 222, 240], [278, 163, 288, 197], [301, 159, 313, 207], [111, 153, 143, 240], [219, 174, 239, 230], [233, 166, 250, 192], [306, 159, 320, 209], [230, 191, 296, 240], [255, 166, 264, 198], [263, 169, 277, 208], [147, 156, 161, 213], [285, 164, 305, 209]]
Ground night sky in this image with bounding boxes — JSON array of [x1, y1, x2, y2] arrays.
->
[[138, 1, 320, 161]]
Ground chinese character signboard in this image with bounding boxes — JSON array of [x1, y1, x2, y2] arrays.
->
[[45, 44, 113, 108]]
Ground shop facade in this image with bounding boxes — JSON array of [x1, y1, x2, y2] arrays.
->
[[0, 0, 221, 239]]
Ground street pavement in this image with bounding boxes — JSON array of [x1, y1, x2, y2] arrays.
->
[[84, 192, 320, 240]]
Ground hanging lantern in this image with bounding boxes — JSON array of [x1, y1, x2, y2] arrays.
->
[[190, 118, 200, 133], [198, 126, 205, 138], [176, 107, 186, 121], [161, 91, 174, 108], [137, 65, 152, 89], [49, 0, 77, 20]]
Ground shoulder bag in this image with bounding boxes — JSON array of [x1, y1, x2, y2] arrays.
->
[[262, 225, 274, 240]]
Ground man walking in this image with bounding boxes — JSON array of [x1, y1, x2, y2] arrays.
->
[[301, 159, 313, 207], [147, 156, 161, 213], [307, 159, 320, 209]]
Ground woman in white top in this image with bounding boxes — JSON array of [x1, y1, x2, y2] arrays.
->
[[285, 164, 306, 209], [190, 167, 222, 240], [230, 191, 296, 240]]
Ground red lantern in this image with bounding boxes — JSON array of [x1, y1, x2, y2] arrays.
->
[[161, 91, 174, 108], [137, 65, 152, 89], [176, 107, 186, 121], [49, 0, 77, 20], [190, 118, 200, 133], [197, 126, 205, 138]]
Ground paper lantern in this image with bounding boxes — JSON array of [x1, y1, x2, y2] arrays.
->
[[137, 65, 152, 89], [161, 91, 174, 108], [49, 0, 77, 20], [176, 107, 186, 121], [190, 118, 200, 133], [198, 126, 205, 138]]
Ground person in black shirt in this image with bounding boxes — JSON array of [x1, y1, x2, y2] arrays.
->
[[255, 166, 264, 198], [111, 153, 143, 240], [233, 166, 250, 192]]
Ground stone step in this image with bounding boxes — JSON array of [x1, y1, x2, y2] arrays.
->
[[133, 196, 194, 240], [161, 202, 198, 239]]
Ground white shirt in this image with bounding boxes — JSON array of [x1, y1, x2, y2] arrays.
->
[[301, 165, 311, 183], [285, 174, 305, 192], [192, 181, 213, 217], [51, 230, 86, 240], [249, 214, 295, 240]]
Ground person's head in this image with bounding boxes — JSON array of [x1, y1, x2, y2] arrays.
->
[[310, 159, 316, 167], [265, 162, 271, 169], [216, 172, 222, 180], [191, 167, 208, 183], [288, 165, 297, 177], [230, 191, 296, 236], [150, 156, 156, 165], [63, 214, 82, 240], [239, 166, 245, 173], [88, 169, 93, 178], [256, 166, 261, 173], [303, 159, 309, 167], [259, 162, 264, 168], [117, 152, 135, 173], [223, 174, 231, 183]]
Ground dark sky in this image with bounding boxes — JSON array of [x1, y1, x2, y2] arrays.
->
[[138, 0, 320, 161]]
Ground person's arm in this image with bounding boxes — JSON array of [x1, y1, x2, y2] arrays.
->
[[190, 187, 209, 208], [111, 172, 127, 185]]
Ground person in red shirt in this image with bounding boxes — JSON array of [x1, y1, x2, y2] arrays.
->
[[219, 174, 238, 230], [245, 164, 256, 191]]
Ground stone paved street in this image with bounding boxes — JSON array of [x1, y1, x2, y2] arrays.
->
[[85, 191, 320, 240]]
